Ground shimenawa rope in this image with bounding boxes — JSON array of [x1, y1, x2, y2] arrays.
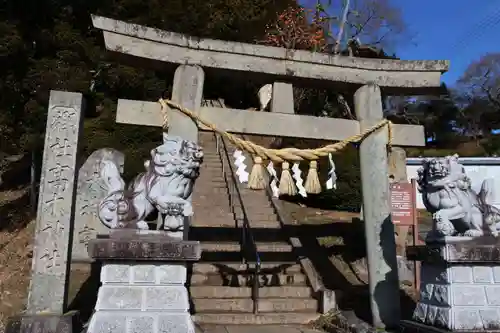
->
[[158, 98, 394, 193]]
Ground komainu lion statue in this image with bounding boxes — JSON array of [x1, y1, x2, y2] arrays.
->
[[97, 133, 203, 233], [417, 154, 500, 238]]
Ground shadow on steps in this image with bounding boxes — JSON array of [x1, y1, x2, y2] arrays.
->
[[190, 226, 285, 242], [200, 251, 297, 263]]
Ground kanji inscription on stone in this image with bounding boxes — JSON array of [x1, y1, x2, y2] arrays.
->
[[26, 91, 84, 315]]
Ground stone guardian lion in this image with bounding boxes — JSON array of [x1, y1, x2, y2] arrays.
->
[[417, 154, 500, 238], [97, 133, 203, 233]]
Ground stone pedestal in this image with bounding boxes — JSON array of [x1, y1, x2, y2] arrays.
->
[[401, 237, 500, 332], [86, 230, 201, 333]]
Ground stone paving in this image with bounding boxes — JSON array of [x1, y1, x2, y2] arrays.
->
[[195, 324, 325, 333]]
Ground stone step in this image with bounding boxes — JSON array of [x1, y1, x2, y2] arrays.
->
[[232, 195, 272, 204], [190, 286, 313, 299], [192, 312, 320, 325], [190, 220, 280, 228], [199, 179, 226, 183], [195, 177, 226, 183], [194, 185, 226, 190], [199, 170, 223, 175], [238, 196, 273, 204], [192, 263, 302, 274], [194, 183, 226, 188], [191, 208, 232, 215], [201, 242, 292, 253], [193, 186, 228, 196], [192, 213, 235, 221], [232, 201, 272, 209], [194, 184, 227, 191], [192, 202, 231, 210], [197, 175, 225, 180], [238, 193, 273, 201], [193, 207, 233, 216], [234, 202, 275, 216], [192, 213, 278, 224], [192, 194, 230, 201], [203, 158, 223, 163], [191, 219, 241, 228], [193, 298, 318, 313], [234, 213, 278, 222], [189, 226, 288, 243], [200, 160, 223, 165], [198, 164, 223, 169], [190, 220, 240, 228], [191, 209, 233, 216], [200, 160, 222, 164], [191, 271, 307, 286], [199, 167, 223, 172]]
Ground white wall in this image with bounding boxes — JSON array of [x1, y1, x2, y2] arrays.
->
[[406, 157, 500, 210]]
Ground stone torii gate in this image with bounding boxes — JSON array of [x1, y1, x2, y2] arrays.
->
[[91, 15, 448, 329]]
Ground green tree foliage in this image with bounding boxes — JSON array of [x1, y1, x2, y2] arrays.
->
[[4, 0, 499, 211], [0, 0, 296, 177]]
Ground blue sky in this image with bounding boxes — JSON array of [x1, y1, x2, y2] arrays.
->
[[300, 1, 500, 87], [394, 0, 500, 86]]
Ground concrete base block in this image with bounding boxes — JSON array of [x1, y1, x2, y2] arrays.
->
[[87, 261, 194, 333], [88, 312, 194, 333], [401, 319, 500, 333], [407, 238, 500, 331]]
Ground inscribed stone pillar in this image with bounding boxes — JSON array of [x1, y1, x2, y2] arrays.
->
[[354, 84, 400, 329], [26, 91, 84, 314], [72, 148, 125, 262]]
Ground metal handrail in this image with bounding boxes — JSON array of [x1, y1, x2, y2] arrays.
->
[[216, 134, 261, 314]]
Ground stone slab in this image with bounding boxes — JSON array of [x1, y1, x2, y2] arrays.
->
[[72, 149, 124, 262], [116, 99, 425, 146], [27, 90, 84, 314], [88, 238, 201, 261], [91, 15, 448, 93], [87, 312, 195, 333], [5, 311, 82, 333], [407, 238, 500, 263]]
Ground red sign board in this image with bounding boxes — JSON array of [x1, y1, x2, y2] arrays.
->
[[390, 182, 415, 226]]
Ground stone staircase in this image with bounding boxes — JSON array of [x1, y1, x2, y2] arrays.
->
[[188, 132, 322, 325]]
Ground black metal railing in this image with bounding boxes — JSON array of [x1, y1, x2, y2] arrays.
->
[[216, 133, 261, 314]]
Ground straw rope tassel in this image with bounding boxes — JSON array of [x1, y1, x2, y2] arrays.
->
[[248, 156, 267, 190], [304, 160, 321, 194], [279, 162, 297, 196]]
